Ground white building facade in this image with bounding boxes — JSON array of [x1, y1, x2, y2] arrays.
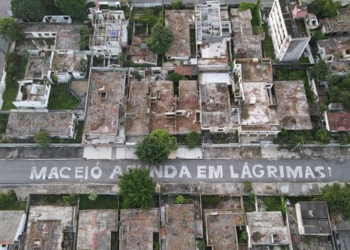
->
[[268, 0, 310, 62]]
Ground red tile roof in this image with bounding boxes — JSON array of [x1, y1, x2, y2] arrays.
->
[[327, 111, 350, 131], [175, 66, 199, 76]]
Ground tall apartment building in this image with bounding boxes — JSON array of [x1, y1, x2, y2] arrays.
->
[[268, 0, 310, 61]]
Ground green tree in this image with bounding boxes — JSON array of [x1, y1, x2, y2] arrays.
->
[[175, 195, 186, 204], [54, 0, 85, 19], [172, 0, 185, 9], [150, 129, 178, 151], [79, 25, 92, 50], [135, 136, 170, 164], [118, 168, 156, 209], [34, 130, 52, 150], [239, 231, 249, 244], [185, 131, 201, 149], [148, 22, 173, 54], [197, 241, 207, 250], [310, 60, 328, 83], [11, 0, 46, 21], [308, 0, 338, 18], [0, 17, 24, 41], [313, 183, 350, 216]]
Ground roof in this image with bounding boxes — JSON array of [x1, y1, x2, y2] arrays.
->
[[125, 79, 151, 136], [129, 35, 157, 65], [165, 10, 194, 58], [176, 80, 201, 134], [246, 212, 290, 246], [321, 9, 350, 35], [25, 206, 75, 250], [317, 37, 350, 73], [274, 81, 312, 130], [296, 202, 331, 235], [230, 9, 263, 58], [25, 51, 51, 80], [77, 210, 118, 250], [165, 204, 196, 249], [174, 66, 199, 76], [51, 52, 86, 73], [204, 210, 245, 250], [0, 211, 25, 244], [84, 69, 126, 143], [21, 24, 82, 50], [150, 80, 176, 134], [199, 73, 233, 129], [326, 111, 350, 132], [235, 58, 273, 83], [119, 209, 159, 250], [5, 111, 75, 139], [241, 81, 280, 130], [198, 40, 228, 65]]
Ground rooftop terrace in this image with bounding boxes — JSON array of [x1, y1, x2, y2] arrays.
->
[[274, 81, 312, 130], [0, 211, 25, 245], [84, 69, 126, 143], [164, 204, 196, 250], [204, 209, 245, 250], [119, 209, 159, 250], [176, 80, 201, 134], [150, 80, 176, 134], [5, 111, 75, 139], [165, 10, 194, 59], [236, 58, 273, 83], [129, 34, 157, 65], [77, 210, 118, 250], [125, 79, 150, 136]]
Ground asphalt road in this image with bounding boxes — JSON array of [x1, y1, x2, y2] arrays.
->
[[0, 159, 348, 184]]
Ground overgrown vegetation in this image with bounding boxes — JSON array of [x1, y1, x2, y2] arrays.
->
[[148, 22, 173, 55], [243, 181, 253, 193], [79, 25, 92, 50], [0, 190, 26, 210], [34, 130, 52, 150], [0, 17, 24, 41], [0, 114, 9, 134], [201, 195, 221, 207], [63, 193, 79, 205], [323, 74, 350, 109], [48, 84, 80, 110], [313, 183, 350, 217], [2, 52, 29, 110], [175, 195, 186, 204], [79, 195, 118, 209], [243, 194, 256, 212], [185, 131, 201, 149], [308, 0, 340, 18], [262, 24, 275, 59]]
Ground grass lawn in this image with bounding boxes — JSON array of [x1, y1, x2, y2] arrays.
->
[[262, 24, 275, 59], [2, 53, 29, 110], [48, 84, 79, 110], [299, 56, 310, 64], [0, 190, 26, 210], [79, 195, 119, 209]]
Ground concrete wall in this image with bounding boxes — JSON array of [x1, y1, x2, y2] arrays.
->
[[0, 144, 83, 159]]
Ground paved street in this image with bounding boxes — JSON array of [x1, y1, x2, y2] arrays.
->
[[0, 159, 348, 184]]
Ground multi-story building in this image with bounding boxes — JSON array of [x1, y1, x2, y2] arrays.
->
[[268, 0, 310, 61]]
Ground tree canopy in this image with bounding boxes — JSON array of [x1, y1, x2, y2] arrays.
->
[[54, 0, 85, 18], [148, 22, 173, 54], [310, 60, 328, 83], [308, 0, 339, 18], [0, 17, 24, 41], [118, 168, 156, 209], [326, 74, 350, 109], [135, 129, 178, 164], [186, 131, 201, 149], [11, 0, 46, 20]]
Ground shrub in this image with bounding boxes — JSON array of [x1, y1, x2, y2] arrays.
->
[[175, 195, 186, 204], [63, 193, 79, 205], [185, 131, 201, 149]]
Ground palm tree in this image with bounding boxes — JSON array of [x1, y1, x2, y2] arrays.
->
[[118, 168, 156, 209]]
